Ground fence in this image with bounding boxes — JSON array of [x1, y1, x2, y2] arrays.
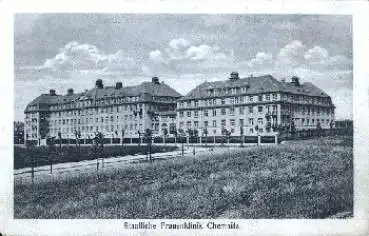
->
[[278, 127, 353, 142], [24, 127, 353, 148]]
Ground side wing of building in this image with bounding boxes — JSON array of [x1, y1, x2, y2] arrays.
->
[[176, 73, 335, 137], [24, 77, 181, 145]]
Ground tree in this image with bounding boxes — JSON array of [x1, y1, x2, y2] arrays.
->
[[94, 131, 104, 170], [290, 120, 296, 133], [121, 129, 125, 147], [57, 131, 62, 152], [193, 129, 199, 137], [144, 129, 153, 162], [74, 130, 81, 158], [240, 125, 244, 147], [47, 136, 55, 173], [221, 128, 231, 145], [178, 128, 185, 157], [162, 128, 168, 145], [203, 128, 208, 146]]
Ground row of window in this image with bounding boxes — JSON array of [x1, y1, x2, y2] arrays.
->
[[179, 94, 278, 108], [179, 105, 278, 118], [179, 118, 264, 129], [179, 93, 331, 108], [49, 96, 141, 111], [49, 123, 144, 134], [280, 106, 333, 116]]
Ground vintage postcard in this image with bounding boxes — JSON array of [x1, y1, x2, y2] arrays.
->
[[0, 0, 368, 235]]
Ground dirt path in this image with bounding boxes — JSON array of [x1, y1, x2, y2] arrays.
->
[[14, 146, 227, 184]]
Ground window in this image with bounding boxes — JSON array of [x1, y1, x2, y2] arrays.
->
[[204, 110, 208, 117], [221, 98, 226, 105], [187, 101, 191, 107], [194, 121, 199, 128], [195, 101, 198, 107], [249, 118, 254, 126], [258, 106, 263, 113], [239, 107, 245, 115], [186, 121, 191, 129], [229, 107, 235, 115], [272, 93, 277, 100], [179, 122, 184, 128], [187, 111, 191, 117], [249, 106, 254, 113], [266, 94, 270, 101], [230, 119, 235, 126], [212, 120, 217, 127], [221, 119, 226, 127], [212, 109, 217, 116], [179, 111, 184, 118], [239, 119, 244, 127], [204, 121, 208, 127], [249, 96, 253, 102], [194, 111, 199, 118], [258, 95, 263, 102], [258, 118, 264, 125], [221, 108, 226, 115]]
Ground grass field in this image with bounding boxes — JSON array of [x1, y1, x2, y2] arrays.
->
[[14, 136, 353, 219]]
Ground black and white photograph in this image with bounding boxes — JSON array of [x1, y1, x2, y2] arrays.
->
[[1, 0, 369, 235], [12, 12, 354, 220]]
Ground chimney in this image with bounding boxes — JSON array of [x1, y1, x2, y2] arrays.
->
[[291, 76, 300, 86], [95, 79, 104, 89], [67, 88, 74, 95], [229, 72, 239, 80], [152, 77, 160, 84], [49, 89, 56, 96], [115, 82, 123, 89]]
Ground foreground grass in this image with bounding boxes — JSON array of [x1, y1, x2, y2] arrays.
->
[[14, 136, 353, 219]]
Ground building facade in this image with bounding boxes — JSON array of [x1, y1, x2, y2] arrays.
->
[[176, 72, 335, 137], [24, 77, 181, 144], [24, 72, 336, 144]]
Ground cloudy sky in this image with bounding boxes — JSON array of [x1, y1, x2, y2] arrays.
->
[[14, 14, 352, 121]]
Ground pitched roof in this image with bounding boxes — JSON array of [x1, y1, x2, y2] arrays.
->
[[25, 80, 182, 112], [179, 75, 329, 100], [83, 81, 181, 99]]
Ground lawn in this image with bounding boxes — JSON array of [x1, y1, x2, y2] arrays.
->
[[14, 135, 353, 219]]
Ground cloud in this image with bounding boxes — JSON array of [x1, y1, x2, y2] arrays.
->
[[273, 40, 352, 71], [169, 38, 191, 50], [241, 52, 273, 70], [276, 40, 307, 68], [40, 41, 142, 75], [148, 38, 235, 74]]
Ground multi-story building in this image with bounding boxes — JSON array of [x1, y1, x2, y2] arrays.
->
[[176, 72, 335, 136], [24, 72, 336, 144], [24, 77, 181, 145]]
